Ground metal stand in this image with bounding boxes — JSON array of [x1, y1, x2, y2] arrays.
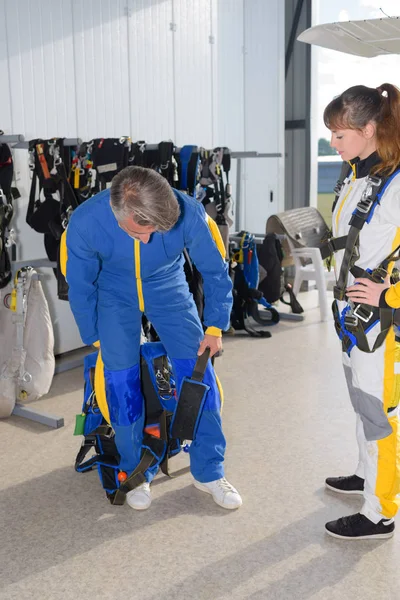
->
[[12, 404, 64, 428], [12, 138, 81, 149], [0, 133, 25, 144]]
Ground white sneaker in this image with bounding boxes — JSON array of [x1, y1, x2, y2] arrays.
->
[[126, 482, 151, 510], [194, 477, 242, 509]]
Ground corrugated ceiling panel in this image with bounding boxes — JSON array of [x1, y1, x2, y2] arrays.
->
[[127, 0, 175, 142], [173, 0, 213, 146], [3, 0, 76, 138], [0, 0, 12, 131], [73, 0, 130, 140], [215, 0, 245, 149]]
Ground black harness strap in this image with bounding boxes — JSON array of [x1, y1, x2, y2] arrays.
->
[[332, 161, 353, 213], [158, 141, 175, 185], [111, 447, 158, 506], [333, 175, 383, 302], [320, 235, 347, 260], [191, 347, 210, 381], [333, 301, 393, 355], [332, 240, 400, 355], [130, 141, 147, 167], [170, 349, 211, 441]]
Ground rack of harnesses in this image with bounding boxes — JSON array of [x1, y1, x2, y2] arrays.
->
[[23, 138, 233, 301], [0, 140, 16, 290], [320, 164, 400, 355]]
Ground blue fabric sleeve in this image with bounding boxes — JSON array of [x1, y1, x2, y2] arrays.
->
[[66, 215, 101, 345], [184, 202, 232, 331]]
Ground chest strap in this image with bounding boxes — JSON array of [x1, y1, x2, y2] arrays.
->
[[333, 175, 383, 301]]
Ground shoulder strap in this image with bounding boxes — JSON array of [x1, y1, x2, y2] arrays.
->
[[334, 173, 393, 300], [332, 161, 352, 213]]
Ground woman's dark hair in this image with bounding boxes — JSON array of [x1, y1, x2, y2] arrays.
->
[[323, 83, 400, 174], [110, 166, 180, 231]]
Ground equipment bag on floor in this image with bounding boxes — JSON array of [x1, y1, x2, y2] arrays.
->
[[0, 268, 55, 417], [258, 233, 304, 314], [75, 342, 188, 505], [230, 231, 280, 337]]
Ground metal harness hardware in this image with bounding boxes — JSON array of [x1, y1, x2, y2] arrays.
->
[[320, 164, 400, 354], [356, 175, 381, 214]]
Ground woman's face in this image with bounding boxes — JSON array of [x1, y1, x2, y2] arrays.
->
[[329, 126, 376, 161]]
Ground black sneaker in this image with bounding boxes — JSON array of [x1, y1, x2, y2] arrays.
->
[[325, 513, 395, 540], [325, 474, 364, 495]]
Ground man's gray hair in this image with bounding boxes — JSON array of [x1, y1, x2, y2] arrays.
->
[[110, 166, 180, 231]]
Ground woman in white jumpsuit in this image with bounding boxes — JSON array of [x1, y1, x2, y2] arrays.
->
[[323, 83, 400, 540]]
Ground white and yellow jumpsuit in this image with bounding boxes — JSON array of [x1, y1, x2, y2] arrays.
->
[[333, 152, 400, 524]]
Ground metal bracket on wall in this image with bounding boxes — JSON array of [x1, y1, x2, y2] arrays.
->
[[0, 133, 25, 144], [11, 138, 82, 149]]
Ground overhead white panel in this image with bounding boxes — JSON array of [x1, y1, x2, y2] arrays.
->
[[298, 17, 400, 57], [127, 0, 175, 142]]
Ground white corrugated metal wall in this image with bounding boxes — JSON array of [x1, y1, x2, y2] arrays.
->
[[0, 0, 284, 353]]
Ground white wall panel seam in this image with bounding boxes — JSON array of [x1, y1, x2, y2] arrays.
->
[[210, 0, 215, 147], [171, 0, 177, 141], [126, 0, 133, 138], [3, 1, 13, 131], [70, 0, 80, 137]]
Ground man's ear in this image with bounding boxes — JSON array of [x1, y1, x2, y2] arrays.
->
[[363, 122, 376, 139]]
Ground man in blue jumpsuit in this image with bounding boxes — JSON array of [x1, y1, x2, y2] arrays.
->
[[66, 166, 242, 510]]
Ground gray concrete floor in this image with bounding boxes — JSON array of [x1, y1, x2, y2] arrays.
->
[[1, 290, 399, 600]]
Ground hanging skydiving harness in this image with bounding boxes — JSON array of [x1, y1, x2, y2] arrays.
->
[[0, 143, 14, 289], [129, 140, 147, 167], [90, 137, 131, 192], [27, 138, 80, 301], [178, 145, 200, 197], [70, 142, 97, 203], [157, 141, 178, 185], [75, 342, 210, 505], [320, 167, 400, 355], [199, 147, 232, 256], [231, 231, 280, 338], [199, 147, 232, 223]]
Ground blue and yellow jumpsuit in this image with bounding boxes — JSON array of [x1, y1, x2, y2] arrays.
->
[[65, 188, 232, 483]]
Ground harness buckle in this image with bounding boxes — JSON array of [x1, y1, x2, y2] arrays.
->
[[353, 303, 374, 323], [344, 313, 359, 329], [372, 266, 387, 283], [333, 180, 343, 196], [367, 175, 382, 187]]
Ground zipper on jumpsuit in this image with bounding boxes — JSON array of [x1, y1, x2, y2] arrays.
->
[[134, 239, 145, 312]]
